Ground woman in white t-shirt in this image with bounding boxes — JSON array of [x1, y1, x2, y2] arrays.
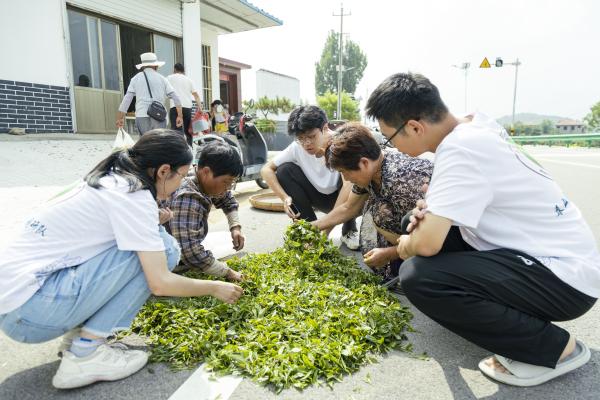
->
[[0, 130, 243, 390]]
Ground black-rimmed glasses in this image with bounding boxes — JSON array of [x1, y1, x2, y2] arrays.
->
[[382, 121, 408, 148]]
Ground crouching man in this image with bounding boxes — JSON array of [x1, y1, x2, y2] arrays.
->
[[164, 141, 245, 281]]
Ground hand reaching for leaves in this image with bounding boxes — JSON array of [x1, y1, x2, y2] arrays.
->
[[211, 281, 244, 304]]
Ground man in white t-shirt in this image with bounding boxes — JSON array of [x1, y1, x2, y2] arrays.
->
[[168, 63, 202, 146], [116, 52, 183, 135], [366, 72, 600, 387], [260, 105, 359, 249]]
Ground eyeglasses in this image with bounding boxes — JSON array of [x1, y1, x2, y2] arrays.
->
[[382, 121, 408, 148], [296, 132, 320, 146]]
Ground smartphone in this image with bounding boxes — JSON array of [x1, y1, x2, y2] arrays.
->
[[289, 203, 300, 216]]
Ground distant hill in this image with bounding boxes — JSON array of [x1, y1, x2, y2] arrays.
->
[[496, 113, 566, 126]]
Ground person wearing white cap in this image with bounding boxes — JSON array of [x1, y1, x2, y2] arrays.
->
[[116, 52, 183, 135]]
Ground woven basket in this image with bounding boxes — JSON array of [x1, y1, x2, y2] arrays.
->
[[249, 192, 285, 212]]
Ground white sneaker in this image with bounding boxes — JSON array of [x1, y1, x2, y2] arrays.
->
[[52, 343, 149, 389], [57, 327, 81, 358], [340, 230, 360, 250]]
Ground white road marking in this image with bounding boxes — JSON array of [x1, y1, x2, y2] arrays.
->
[[536, 158, 600, 169], [531, 153, 600, 158], [169, 364, 242, 400]]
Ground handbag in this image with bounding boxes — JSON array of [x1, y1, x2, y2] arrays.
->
[[142, 70, 167, 122]]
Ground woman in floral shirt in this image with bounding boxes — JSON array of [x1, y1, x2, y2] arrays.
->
[[314, 122, 433, 282]]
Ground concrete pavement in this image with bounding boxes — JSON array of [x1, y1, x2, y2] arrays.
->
[[1, 136, 600, 399]]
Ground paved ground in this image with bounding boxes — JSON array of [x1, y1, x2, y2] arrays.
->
[[1, 134, 599, 399]]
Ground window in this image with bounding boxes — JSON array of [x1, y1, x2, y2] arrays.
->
[[68, 9, 120, 91], [153, 34, 175, 77], [202, 44, 212, 105], [101, 21, 120, 91], [69, 10, 101, 88]]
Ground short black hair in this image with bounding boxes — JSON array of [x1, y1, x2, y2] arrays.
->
[[366, 72, 448, 128], [325, 123, 381, 171], [196, 141, 243, 178], [174, 63, 184, 73], [287, 105, 328, 136]]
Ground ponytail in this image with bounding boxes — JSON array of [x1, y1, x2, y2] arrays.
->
[[84, 129, 193, 198]]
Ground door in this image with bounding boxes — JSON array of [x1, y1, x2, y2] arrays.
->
[[69, 10, 122, 133]]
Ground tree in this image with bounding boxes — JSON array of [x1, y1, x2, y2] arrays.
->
[[317, 91, 360, 121], [243, 96, 296, 133], [244, 96, 295, 120], [315, 31, 367, 96], [540, 119, 555, 135], [584, 101, 600, 131]]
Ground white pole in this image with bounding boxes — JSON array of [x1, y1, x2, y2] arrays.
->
[[463, 65, 468, 112], [337, 4, 344, 120], [511, 58, 521, 130], [452, 62, 469, 114]]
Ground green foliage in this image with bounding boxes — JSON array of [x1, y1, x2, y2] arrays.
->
[[130, 221, 412, 393], [505, 120, 558, 136], [317, 91, 360, 121], [315, 30, 367, 96], [254, 118, 276, 134], [584, 101, 600, 131], [244, 96, 295, 120]]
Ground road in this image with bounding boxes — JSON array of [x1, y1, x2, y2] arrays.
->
[[0, 136, 599, 400]]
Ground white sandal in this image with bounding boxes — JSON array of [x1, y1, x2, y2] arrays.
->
[[478, 340, 591, 387]]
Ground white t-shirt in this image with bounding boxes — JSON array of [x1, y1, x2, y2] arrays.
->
[[167, 73, 196, 109], [273, 141, 340, 195], [0, 175, 165, 315], [126, 69, 176, 117], [425, 112, 600, 298]]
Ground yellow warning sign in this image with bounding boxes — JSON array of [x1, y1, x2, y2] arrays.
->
[[480, 57, 491, 68]]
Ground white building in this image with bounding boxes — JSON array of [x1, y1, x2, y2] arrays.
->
[[256, 69, 300, 121], [0, 0, 281, 134]]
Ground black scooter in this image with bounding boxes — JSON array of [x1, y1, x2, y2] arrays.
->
[[194, 103, 269, 189]]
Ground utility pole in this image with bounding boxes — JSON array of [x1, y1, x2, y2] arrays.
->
[[452, 62, 470, 113], [333, 3, 350, 120]]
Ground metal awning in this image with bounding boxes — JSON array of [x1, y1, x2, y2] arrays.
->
[[199, 0, 282, 34]]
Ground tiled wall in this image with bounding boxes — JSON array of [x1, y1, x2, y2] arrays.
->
[[0, 79, 72, 133]]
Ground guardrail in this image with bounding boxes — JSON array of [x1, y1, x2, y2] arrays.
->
[[511, 133, 600, 143]]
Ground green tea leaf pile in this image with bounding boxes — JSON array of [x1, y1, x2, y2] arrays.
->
[[131, 221, 413, 392]]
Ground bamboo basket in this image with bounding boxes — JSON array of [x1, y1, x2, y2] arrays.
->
[[249, 192, 285, 212]]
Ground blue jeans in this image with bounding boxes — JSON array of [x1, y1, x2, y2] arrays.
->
[[0, 227, 180, 343]]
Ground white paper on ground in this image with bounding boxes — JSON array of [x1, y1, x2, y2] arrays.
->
[[203, 231, 238, 259], [168, 364, 242, 400]]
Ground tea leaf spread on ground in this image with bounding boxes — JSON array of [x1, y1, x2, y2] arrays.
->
[[131, 221, 413, 392]]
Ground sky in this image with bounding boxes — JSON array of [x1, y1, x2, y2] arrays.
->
[[219, 0, 600, 121]]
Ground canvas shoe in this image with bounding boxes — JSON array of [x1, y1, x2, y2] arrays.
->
[[52, 343, 148, 389], [340, 230, 360, 250]]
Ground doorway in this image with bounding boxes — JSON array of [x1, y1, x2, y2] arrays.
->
[[219, 72, 238, 113], [119, 24, 152, 113]]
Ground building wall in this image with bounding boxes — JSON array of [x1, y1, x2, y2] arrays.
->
[[256, 70, 300, 104], [182, 1, 203, 99], [67, 0, 182, 37], [0, 0, 73, 133], [256, 69, 300, 121], [201, 27, 220, 103]]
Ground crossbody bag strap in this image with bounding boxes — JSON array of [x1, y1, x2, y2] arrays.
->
[[142, 70, 154, 99]]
